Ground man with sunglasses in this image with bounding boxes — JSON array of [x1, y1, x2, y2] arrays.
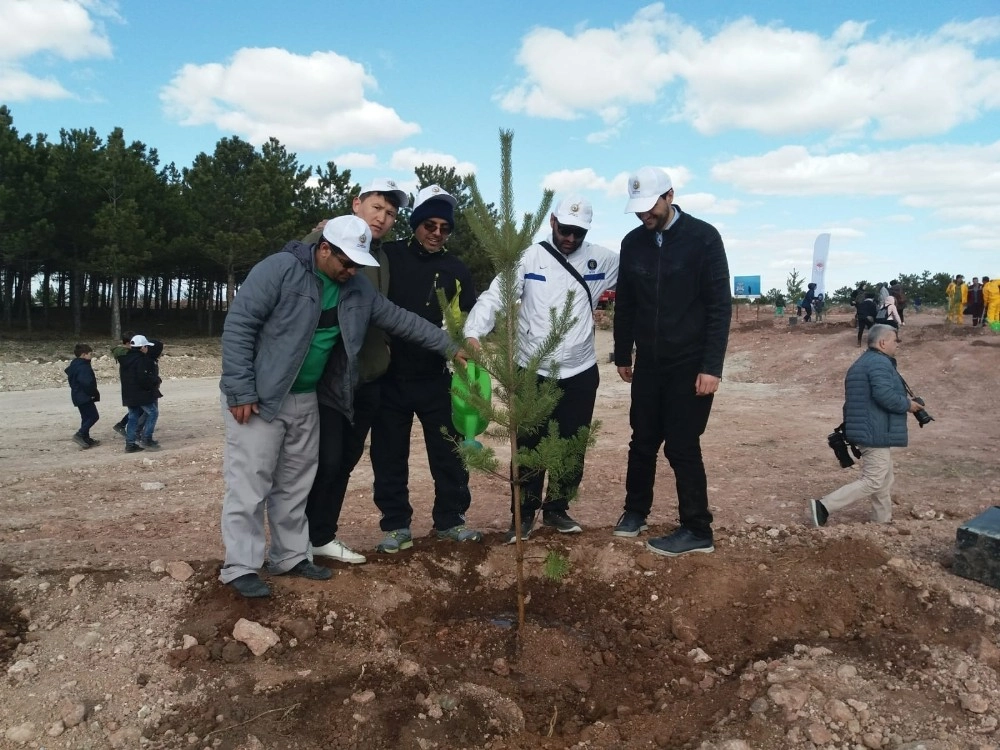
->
[[370, 185, 479, 553], [301, 179, 408, 567], [613, 166, 731, 557], [219, 215, 463, 598], [464, 195, 618, 542]]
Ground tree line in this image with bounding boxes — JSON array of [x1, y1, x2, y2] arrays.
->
[[0, 106, 494, 339], [758, 269, 959, 308]]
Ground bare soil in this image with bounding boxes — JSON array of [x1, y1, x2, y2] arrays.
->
[[2, 309, 1000, 750]]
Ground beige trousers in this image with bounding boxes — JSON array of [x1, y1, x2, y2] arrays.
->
[[821, 446, 894, 523]]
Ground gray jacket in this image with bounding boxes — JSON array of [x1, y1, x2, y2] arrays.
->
[[221, 240, 454, 423], [842, 349, 910, 448], [316, 271, 456, 423]]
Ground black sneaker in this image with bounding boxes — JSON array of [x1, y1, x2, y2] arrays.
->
[[112, 423, 127, 436], [85, 437, 101, 447], [542, 510, 583, 534], [72, 433, 91, 449], [504, 512, 536, 545], [139, 439, 161, 451], [280, 560, 332, 580], [124, 443, 144, 453], [809, 499, 829, 528], [646, 528, 714, 557], [613, 511, 648, 537], [229, 573, 271, 599]]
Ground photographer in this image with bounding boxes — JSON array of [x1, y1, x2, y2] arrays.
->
[[809, 325, 926, 527]]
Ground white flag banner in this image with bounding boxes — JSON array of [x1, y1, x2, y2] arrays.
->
[[812, 233, 831, 295]]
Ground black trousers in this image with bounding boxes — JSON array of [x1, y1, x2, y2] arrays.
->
[[857, 317, 874, 344], [515, 364, 599, 515], [305, 383, 380, 546], [371, 373, 471, 531], [77, 402, 99, 438], [623, 363, 714, 536]]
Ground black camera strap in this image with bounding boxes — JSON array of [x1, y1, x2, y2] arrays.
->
[[540, 241, 594, 310]]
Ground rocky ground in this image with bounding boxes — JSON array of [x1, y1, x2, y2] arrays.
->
[[1, 309, 999, 750]]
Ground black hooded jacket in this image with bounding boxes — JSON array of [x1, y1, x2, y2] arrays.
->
[[119, 340, 163, 407]]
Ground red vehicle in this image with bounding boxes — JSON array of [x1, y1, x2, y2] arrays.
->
[[597, 287, 616, 309]]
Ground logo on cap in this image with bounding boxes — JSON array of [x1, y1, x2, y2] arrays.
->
[[357, 234, 367, 245], [632, 179, 640, 191], [570, 203, 580, 213], [431, 186, 441, 194], [387, 180, 397, 188]]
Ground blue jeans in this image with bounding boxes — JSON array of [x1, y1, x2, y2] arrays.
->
[[126, 401, 158, 444]]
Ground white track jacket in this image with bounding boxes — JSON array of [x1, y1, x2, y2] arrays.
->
[[464, 237, 619, 378]]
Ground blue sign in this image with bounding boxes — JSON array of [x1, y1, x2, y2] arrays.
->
[[733, 275, 761, 297]]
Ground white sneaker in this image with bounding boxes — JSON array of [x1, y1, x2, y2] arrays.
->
[[310, 539, 366, 564]]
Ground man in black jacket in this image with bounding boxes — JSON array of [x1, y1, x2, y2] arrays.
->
[[118, 334, 163, 452], [612, 166, 731, 556], [370, 185, 479, 553]]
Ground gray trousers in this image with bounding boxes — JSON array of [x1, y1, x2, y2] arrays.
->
[[821, 445, 894, 523], [219, 391, 319, 583]]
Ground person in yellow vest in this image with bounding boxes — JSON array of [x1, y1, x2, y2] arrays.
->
[[945, 275, 967, 325], [984, 276, 1000, 325]]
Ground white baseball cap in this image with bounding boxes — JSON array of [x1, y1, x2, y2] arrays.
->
[[412, 184, 458, 211], [624, 166, 673, 213], [358, 177, 409, 209], [130, 334, 153, 348], [552, 195, 593, 231], [321, 215, 378, 267]]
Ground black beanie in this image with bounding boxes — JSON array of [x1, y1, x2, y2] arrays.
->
[[409, 198, 455, 231]]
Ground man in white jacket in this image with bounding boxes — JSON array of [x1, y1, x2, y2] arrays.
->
[[464, 196, 618, 542]]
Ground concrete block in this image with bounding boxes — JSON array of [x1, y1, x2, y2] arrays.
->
[[953, 507, 1000, 590]]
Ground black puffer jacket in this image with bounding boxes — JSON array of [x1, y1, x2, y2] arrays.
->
[[65, 357, 100, 406], [119, 341, 163, 407]]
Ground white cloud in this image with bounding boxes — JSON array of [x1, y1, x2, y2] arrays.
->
[[500, 4, 1000, 140], [388, 147, 476, 175], [333, 152, 378, 169], [160, 47, 420, 149], [541, 165, 692, 198], [0, 0, 115, 101], [0, 65, 71, 100], [711, 142, 1000, 206], [0, 0, 113, 61]]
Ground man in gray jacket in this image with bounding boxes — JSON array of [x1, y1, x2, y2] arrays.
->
[[809, 324, 924, 527], [219, 215, 462, 598]]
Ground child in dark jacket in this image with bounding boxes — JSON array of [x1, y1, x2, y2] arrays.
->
[[66, 343, 101, 449], [118, 334, 163, 452]]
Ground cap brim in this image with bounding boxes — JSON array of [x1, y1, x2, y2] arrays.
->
[[341, 248, 380, 267], [624, 195, 658, 213], [388, 190, 410, 209], [553, 213, 591, 231]]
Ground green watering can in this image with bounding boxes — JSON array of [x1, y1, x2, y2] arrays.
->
[[451, 362, 492, 449]]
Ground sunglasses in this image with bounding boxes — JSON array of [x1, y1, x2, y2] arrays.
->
[[555, 221, 587, 239], [326, 242, 359, 269], [421, 221, 452, 236]]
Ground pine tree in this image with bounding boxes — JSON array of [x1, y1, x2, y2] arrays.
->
[[443, 130, 596, 631]]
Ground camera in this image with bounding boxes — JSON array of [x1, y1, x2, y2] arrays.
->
[[827, 425, 862, 468], [912, 396, 934, 428]]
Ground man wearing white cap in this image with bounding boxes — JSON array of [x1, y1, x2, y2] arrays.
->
[[464, 195, 618, 542], [219, 214, 463, 598], [612, 166, 731, 557], [370, 184, 479, 553], [301, 179, 409, 566]]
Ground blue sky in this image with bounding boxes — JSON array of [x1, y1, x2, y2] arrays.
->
[[3, 0, 999, 294]]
